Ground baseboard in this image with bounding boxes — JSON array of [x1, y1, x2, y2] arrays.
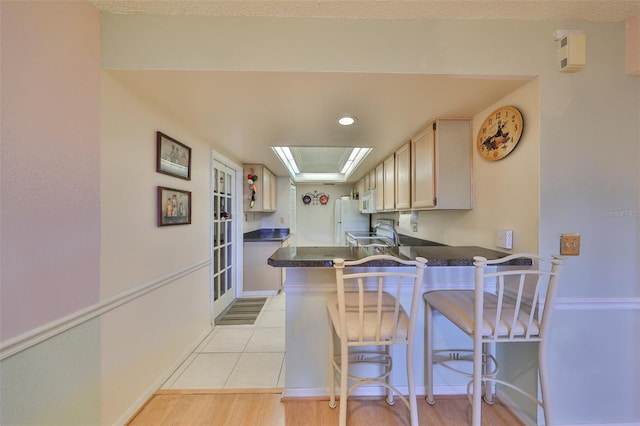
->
[[242, 289, 280, 297], [498, 392, 537, 426], [281, 385, 467, 399], [497, 392, 640, 426], [556, 423, 640, 426], [156, 388, 284, 395], [113, 327, 213, 426]]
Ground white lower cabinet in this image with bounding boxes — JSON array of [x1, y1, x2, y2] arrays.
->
[[243, 237, 288, 295]]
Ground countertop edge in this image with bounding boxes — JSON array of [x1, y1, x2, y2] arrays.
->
[[268, 246, 532, 268], [244, 228, 291, 242]]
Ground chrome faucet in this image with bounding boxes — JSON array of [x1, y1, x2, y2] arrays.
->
[[374, 223, 401, 247]]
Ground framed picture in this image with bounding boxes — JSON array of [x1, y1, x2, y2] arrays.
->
[[156, 131, 191, 180], [157, 186, 191, 226]]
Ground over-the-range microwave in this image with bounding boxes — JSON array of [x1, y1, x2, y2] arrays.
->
[[361, 189, 377, 214]]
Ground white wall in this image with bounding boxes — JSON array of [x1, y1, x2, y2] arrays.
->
[[243, 176, 294, 233], [1, 2, 102, 424], [295, 184, 355, 246], [99, 71, 215, 424], [261, 177, 294, 229], [1, 0, 101, 340]]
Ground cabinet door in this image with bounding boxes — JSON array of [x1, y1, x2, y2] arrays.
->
[[262, 168, 273, 211], [369, 170, 376, 189], [375, 163, 384, 211], [357, 178, 365, 212], [383, 155, 395, 211], [395, 142, 411, 210], [269, 170, 277, 211], [244, 164, 278, 212], [243, 241, 282, 292], [411, 125, 436, 208]]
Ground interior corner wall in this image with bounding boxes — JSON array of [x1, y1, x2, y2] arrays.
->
[[99, 71, 214, 424], [398, 79, 540, 253]]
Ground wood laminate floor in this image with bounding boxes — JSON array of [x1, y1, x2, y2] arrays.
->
[[128, 389, 524, 426]]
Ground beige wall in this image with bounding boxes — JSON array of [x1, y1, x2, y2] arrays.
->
[[396, 79, 540, 253]]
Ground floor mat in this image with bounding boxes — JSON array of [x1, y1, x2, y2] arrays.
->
[[215, 297, 267, 325]]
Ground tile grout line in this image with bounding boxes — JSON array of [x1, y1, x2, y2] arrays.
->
[[168, 293, 286, 390]]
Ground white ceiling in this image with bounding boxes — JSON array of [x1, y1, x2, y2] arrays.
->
[[111, 70, 531, 181], [96, 1, 640, 182]]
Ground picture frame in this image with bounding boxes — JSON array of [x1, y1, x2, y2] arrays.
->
[[157, 186, 191, 226], [156, 131, 191, 180]]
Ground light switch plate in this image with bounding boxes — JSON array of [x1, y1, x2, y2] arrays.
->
[[560, 233, 580, 255], [496, 230, 513, 250]]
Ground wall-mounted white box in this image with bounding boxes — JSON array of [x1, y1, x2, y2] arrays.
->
[[558, 33, 586, 72]]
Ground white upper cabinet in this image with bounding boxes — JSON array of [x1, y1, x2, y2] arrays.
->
[[394, 142, 411, 210], [411, 118, 472, 210], [383, 154, 396, 211], [375, 163, 384, 211], [244, 164, 277, 212]]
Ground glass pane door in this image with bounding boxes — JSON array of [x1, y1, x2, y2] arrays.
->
[[212, 160, 236, 318]]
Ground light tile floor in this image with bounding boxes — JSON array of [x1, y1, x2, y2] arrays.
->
[[162, 292, 286, 390]]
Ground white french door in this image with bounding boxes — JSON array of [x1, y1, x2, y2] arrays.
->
[[212, 159, 237, 319]]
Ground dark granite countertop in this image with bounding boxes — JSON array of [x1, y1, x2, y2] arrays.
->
[[399, 234, 446, 246], [244, 228, 290, 242], [267, 246, 530, 268], [347, 231, 445, 247]]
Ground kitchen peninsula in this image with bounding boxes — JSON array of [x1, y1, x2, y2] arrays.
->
[[243, 228, 290, 295], [268, 245, 527, 398]]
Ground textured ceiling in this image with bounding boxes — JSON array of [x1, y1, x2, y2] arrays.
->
[[90, 0, 640, 22]]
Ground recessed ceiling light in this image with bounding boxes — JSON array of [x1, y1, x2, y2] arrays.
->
[[337, 116, 357, 126]]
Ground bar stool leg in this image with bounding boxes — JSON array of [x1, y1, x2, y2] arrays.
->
[[425, 302, 435, 405]]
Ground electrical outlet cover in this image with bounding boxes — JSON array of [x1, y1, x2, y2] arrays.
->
[[496, 230, 513, 249]]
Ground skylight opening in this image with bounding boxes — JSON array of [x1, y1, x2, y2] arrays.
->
[[271, 146, 372, 183]]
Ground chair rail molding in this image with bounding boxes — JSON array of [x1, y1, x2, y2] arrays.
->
[[0, 259, 211, 360], [555, 297, 640, 310]]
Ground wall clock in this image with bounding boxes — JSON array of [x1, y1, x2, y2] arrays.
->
[[477, 106, 524, 161]]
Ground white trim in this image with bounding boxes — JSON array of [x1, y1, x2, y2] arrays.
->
[[0, 259, 211, 360], [555, 297, 640, 310], [551, 423, 640, 426], [498, 391, 537, 426], [242, 290, 280, 297], [209, 151, 243, 322], [281, 385, 466, 399]]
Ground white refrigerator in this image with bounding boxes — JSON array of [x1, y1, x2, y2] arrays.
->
[[334, 199, 370, 246]]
